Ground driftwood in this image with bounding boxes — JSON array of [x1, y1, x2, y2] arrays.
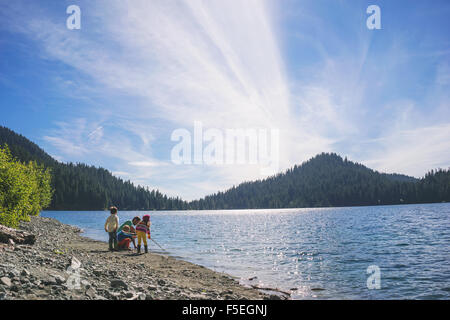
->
[[250, 285, 291, 296], [0, 224, 35, 245]]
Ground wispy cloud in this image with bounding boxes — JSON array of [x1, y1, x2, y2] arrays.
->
[[6, 0, 302, 198], [128, 161, 167, 168], [2, 0, 449, 199], [87, 126, 103, 143], [43, 135, 88, 157], [364, 124, 450, 176]]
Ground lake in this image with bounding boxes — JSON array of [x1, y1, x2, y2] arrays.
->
[[41, 203, 450, 299]]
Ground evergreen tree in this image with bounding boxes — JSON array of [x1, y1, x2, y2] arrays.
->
[[1, 126, 449, 211]]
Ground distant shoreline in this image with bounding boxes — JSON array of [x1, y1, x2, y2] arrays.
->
[[42, 201, 449, 212]]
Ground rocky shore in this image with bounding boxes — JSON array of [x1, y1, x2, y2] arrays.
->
[[0, 216, 278, 300]]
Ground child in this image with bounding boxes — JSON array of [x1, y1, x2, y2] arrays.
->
[[117, 225, 134, 250], [118, 216, 141, 233], [135, 214, 151, 254], [118, 216, 141, 248], [104, 206, 119, 251]]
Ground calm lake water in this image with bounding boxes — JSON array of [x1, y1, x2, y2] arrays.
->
[[41, 203, 450, 299]]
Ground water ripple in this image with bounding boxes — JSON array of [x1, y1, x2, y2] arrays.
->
[[42, 203, 450, 299]]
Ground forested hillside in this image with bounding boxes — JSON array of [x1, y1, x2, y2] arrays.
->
[[0, 126, 188, 210], [190, 153, 450, 209], [1, 126, 449, 211]]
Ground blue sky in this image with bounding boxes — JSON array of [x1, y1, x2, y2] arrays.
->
[[1, 0, 449, 200]]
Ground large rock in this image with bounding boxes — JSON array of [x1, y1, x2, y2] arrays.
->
[[0, 225, 35, 245], [44, 276, 58, 286], [86, 287, 97, 299], [0, 277, 12, 287], [110, 279, 128, 289]]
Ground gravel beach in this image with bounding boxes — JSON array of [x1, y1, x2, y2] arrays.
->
[[0, 216, 278, 300]]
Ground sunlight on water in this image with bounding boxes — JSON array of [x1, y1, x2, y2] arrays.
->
[[42, 203, 450, 299]]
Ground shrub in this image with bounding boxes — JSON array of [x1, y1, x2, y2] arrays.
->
[[0, 145, 52, 228]]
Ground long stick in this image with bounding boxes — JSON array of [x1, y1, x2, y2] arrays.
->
[[150, 238, 168, 253]]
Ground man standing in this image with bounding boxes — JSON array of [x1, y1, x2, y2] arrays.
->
[[104, 206, 119, 251]]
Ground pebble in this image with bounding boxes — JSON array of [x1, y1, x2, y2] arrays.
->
[[158, 279, 166, 286], [21, 269, 30, 277], [9, 269, 20, 278]]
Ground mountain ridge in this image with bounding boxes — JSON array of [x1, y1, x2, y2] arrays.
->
[[1, 126, 449, 210], [189, 153, 448, 209], [0, 126, 188, 210]]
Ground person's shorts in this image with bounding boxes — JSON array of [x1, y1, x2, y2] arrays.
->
[[118, 238, 131, 249]]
